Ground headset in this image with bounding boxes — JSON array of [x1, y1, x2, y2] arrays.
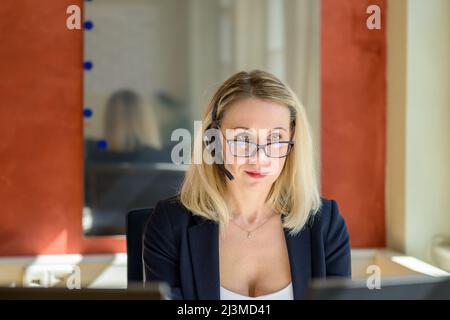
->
[[203, 101, 235, 181]]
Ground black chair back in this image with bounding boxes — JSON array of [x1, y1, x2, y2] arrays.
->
[[126, 208, 153, 284]]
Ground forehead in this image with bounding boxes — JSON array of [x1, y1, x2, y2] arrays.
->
[[220, 97, 291, 131]]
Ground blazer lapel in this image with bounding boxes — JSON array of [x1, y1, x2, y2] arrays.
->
[[188, 215, 220, 299], [284, 226, 311, 299], [188, 214, 311, 300]]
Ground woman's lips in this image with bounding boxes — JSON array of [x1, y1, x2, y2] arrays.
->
[[245, 170, 269, 178]]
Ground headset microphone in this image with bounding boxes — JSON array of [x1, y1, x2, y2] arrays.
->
[[204, 104, 235, 181]]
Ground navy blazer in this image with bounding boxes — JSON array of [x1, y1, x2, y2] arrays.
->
[[143, 195, 351, 300]]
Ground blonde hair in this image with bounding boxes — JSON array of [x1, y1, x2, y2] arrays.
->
[[103, 89, 162, 152], [180, 70, 321, 235]]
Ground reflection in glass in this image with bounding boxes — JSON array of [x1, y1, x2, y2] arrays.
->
[[83, 0, 320, 236]]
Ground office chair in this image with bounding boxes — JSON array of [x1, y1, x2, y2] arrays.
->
[[87, 162, 184, 236], [126, 208, 153, 284]]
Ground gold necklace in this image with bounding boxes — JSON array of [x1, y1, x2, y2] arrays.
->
[[230, 213, 275, 239]]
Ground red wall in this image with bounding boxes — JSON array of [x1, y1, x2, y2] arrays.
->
[[0, 0, 386, 256], [0, 0, 125, 255], [321, 0, 386, 247]]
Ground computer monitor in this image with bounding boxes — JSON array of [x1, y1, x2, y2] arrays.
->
[[307, 275, 450, 300], [0, 281, 170, 300]]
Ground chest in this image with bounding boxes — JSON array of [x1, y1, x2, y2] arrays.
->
[[218, 222, 292, 296]]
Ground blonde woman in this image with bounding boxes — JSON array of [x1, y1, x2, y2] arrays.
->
[[143, 70, 351, 300]]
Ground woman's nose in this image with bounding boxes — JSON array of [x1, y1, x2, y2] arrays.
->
[[248, 146, 270, 164]]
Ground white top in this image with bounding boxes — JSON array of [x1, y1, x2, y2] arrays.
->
[[220, 282, 294, 300]]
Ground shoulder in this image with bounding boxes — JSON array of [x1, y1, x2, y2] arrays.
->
[[154, 194, 186, 213], [146, 194, 195, 230], [308, 198, 352, 276], [308, 197, 350, 241]]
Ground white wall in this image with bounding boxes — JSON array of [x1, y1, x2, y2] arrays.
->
[[387, 0, 450, 263], [405, 0, 450, 262]]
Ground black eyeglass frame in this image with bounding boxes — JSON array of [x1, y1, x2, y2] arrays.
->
[[225, 139, 295, 158]]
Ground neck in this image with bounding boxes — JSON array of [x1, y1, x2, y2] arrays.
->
[[225, 184, 274, 226]]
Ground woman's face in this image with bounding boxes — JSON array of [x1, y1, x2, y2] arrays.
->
[[220, 97, 292, 190]]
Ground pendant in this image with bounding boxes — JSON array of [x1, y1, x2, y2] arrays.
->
[[247, 232, 252, 238]]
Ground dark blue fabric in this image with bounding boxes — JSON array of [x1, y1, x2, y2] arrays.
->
[[143, 195, 351, 300], [126, 208, 153, 283]]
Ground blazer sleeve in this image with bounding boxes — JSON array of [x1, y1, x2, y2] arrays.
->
[[143, 200, 183, 299], [324, 200, 352, 277]]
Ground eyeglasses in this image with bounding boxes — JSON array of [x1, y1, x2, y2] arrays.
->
[[226, 139, 295, 158]]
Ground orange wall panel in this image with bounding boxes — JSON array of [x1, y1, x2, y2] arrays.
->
[[321, 0, 387, 247], [0, 0, 125, 255]]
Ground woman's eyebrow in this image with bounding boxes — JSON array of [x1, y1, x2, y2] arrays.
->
[[231, 126, 287, 132], [270, 127, 287, 132]]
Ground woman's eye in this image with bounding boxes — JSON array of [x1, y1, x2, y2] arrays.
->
[[269, 134, 281, 141], [236, 136, 250, 142]]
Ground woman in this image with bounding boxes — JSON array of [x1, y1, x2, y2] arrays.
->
[[143, 70, 351, 300]]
